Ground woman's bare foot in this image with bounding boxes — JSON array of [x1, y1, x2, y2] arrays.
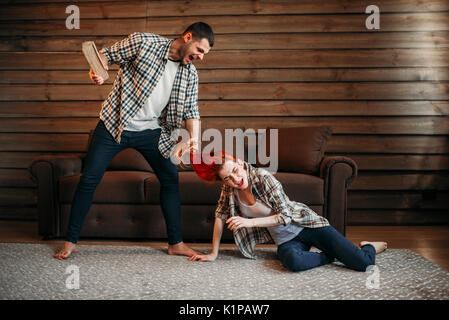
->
[[168, 242, 202, 257], [359, 241, 388, 254], [54, 241, 78, 260]]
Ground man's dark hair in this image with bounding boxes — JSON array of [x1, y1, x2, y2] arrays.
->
[[183, 22, 214, 47]]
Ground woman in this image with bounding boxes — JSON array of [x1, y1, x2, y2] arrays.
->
[[188, 151, 387, 272]]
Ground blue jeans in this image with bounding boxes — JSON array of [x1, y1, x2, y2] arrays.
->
[[66, 120, 183, 245], [277, 225, 376, 272]]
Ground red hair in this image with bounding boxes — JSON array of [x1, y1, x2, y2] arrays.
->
[[191, 150, 237, 183]]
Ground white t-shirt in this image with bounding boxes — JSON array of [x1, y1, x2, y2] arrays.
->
[[125, 59, 180, 131], [234, 189, 303, 245]]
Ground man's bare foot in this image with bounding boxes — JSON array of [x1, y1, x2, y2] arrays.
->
[[359, 241, 388, 254], [168, 242, 202, 257], [53, 241, 78, 260]]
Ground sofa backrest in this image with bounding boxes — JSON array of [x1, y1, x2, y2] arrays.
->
[[87, 126, 332, 174], [108, 148, 153, 171], [262, 126, 333, 174]]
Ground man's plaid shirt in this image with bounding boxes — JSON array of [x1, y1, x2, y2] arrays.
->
[[215, 162, 330, 259], [99, 32, 200, 158]]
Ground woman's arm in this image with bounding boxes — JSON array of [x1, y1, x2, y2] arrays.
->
[[226, 214, 281, 231], [210, 217, 224, 257], [189, 217, 224, 262]]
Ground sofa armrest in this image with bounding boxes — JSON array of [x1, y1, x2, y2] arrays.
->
[[29, 155, 83, 183], [29, 155, 84, 238], [319, 156, 358, 236]]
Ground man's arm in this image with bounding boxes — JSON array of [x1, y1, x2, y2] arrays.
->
[[185, 118, 200, 150], [89, 32, 143, 85], [100, 32, 143, 66]]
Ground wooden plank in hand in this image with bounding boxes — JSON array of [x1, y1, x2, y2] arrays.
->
[[82, 41, 109, 80]]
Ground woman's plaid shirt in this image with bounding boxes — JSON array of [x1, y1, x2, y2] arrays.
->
[[215, 162, 330, 259], [99, 32, 200, 159]]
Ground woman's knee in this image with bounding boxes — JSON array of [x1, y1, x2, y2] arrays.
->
[[278, 247, 309, 272]]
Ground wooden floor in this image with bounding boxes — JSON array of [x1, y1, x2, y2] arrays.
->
[[1, 221, 449, 271]]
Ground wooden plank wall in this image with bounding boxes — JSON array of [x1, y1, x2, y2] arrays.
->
[[0, 0, 448, 224]]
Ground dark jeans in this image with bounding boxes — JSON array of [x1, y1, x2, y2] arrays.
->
[[66, 120, 182, 245], [277, 225, 376, 272]]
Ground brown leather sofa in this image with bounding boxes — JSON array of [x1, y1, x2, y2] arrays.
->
[[29, 126, 357, 242]]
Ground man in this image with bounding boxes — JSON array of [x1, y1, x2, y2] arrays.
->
[[54, 22, 214, 259]]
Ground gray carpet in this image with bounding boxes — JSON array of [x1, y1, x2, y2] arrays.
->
[[1, 243, 448, 300]]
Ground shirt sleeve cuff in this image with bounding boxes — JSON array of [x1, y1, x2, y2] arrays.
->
[[99, 48, 111, 66], [276, 213, 291, 226], [215, 211, 229, 221], [183, 108, 200, 120]]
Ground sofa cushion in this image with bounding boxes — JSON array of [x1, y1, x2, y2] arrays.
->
[[273, 172, 324, 205], [264, 126, 332, 174], [145, 171, 323, 206], [59, 171, 155, 203], [145, 171, 223, 205], [59, 204, 169, 239]]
